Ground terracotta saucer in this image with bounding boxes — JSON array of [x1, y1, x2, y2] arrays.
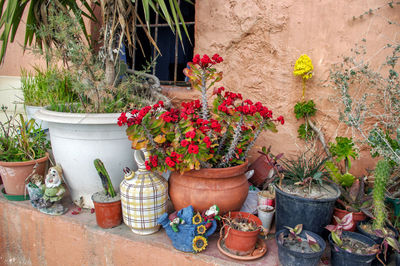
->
[[217, 237, 267, 261]]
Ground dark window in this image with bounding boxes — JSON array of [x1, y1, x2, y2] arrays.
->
[[130, 1, 195, 87]]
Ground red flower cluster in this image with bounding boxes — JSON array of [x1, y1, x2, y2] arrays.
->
[[203, 136, 211, 148], [192, 53, 223, 68], [185, 130, 196, 139], [145, 155, 158, 170], [181, 100, 201, 119], [165, 152, 183, 168], [160, 108, 179, 123], [181, 139, 189, 147], [277, 116, 285, 125], [188, 144, 199, 154], [117, 112, 127, 126]]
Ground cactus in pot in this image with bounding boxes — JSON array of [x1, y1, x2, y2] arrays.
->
[[372, 159, 391, 230]]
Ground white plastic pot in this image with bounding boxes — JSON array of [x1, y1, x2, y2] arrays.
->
[[25, 105, 50, 139], [35, 108, 137, 208], [257, 205, 275, 232]]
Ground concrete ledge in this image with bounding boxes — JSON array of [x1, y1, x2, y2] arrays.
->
[[0, 192, 281, 266]]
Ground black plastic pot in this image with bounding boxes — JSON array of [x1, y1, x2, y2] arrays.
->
[[276, 228, 326, 266], [274, 183, 340, 235], [396, 252, 400, 266], [329, 231, 377, 266], [356, 220, 399, 265]]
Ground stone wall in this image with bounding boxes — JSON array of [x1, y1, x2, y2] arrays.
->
[[195, 0, 400, 175]]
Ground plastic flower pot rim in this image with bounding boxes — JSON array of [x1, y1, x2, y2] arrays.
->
[[276, 228, 326, 258], [274, 182, 340, 202], [328, 231, 377, 257]]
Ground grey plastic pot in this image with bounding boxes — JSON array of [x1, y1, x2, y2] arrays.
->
[[276, 228, 326, 266], [274, 183, 340, 235], [329, 231, 376, 266]]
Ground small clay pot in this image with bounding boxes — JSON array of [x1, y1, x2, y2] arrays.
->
[[92, 192, 122, 229], [248, 155, 274, 186], [0, 153, 48, 196], [222, 211, 262, 256], [333, 208, 366, 232]]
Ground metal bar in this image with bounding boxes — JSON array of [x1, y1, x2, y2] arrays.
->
[[173, 0, 181, 87], [152, 5, 160, 76], [132, 1, 139, 69], [136, 22, 195, 27]]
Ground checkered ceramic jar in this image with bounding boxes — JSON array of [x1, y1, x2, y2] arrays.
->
[[120, 149, 168, 235]]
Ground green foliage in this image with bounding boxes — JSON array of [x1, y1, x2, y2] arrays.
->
[[94, 159, 116, 197], [331, 43, 400, 165], [21, 67, 78, 107], [329, 137, 358, 170], [280, 153, 328, 186], [325, 161, 355, 187], [372, 159, 391, 230], [294, 100, 317, 119], [0, 0, 95, 63], [0, 105, 50, 162], [297, 123, 315, 140]]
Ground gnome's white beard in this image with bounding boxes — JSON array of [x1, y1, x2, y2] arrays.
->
[[45, 176, 61, 188]]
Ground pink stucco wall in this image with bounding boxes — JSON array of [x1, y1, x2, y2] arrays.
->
[[194, 0, 400, 176], [0, 1, 399, 175]]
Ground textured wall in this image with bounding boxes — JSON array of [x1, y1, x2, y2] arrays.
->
[[195, 0, 400, 175]]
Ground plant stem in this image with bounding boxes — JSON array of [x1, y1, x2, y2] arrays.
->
[[200, 70, 209, 120], [218, 116, 244, 167], [242, 119, 266, 159]]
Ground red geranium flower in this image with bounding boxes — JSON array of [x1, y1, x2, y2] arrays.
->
[[188, 144, 199, 154]]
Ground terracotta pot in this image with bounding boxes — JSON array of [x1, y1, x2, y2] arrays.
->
[[0, 154, 49, 196], [333, 207, 366, 232], [248, 155, 273, 186], [222, 211, 262, 256], [92, 192, 122, 229], [169, 161, 249, 214]]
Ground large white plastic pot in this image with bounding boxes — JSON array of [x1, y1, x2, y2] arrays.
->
[[35, 108, 137, 208]]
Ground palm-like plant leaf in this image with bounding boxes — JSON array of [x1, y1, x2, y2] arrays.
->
[[0, 0, 96, 63]]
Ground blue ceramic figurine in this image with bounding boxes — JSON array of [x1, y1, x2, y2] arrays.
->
[[158, 205, 219, 253]]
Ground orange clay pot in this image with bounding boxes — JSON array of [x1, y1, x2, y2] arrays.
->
[[92, 193, 122, 229], [333, 207, 366, 232], [222, 211, 262, 256], [0, 153, 49, 196], [169, 161, 249, 215], [248, 155, 273, 186]]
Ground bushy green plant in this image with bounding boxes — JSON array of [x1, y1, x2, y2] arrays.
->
[[33, 5, 168, 113], [0, 105, 50, 162], [294, 100, 317, 120], [331, 43, 400, 165], [21, 67, 78, 107]]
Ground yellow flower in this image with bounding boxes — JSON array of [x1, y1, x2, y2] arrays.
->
[[197, 225, 207, 235], [192, 213, 202, 225], [192, 235, 208, 252], [293, 54, 314, 80]]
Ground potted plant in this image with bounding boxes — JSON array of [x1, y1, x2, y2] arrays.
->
[[248, 145, 284, 187], [0, 105, 49, 199], [119, 54, 284, 214], [357, 159, 399, 264], [220, 211, 264, 256], [326, 213, 379, 266], [276, 224, 325, 266], [12, 2, 184, 208], [325, 137, 370, 231], [274, 152, 340, 235], [20, 67, 78, 133], [92, 159, 122, 229]]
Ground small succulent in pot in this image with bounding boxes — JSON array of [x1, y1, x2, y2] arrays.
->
[[326, 213, 379, 254], [278, 224, 321, 253], [92, 159, 122, 229]]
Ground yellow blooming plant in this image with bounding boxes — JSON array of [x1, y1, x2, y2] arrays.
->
[[293, 54, 314, 99]]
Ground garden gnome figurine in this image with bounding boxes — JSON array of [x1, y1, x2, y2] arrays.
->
[[168, 211, 185, 232], [38, 164, 68, 215], [202, 205, 221, 229]]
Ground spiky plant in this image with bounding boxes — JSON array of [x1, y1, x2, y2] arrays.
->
[[372, 159, 391, 230]]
